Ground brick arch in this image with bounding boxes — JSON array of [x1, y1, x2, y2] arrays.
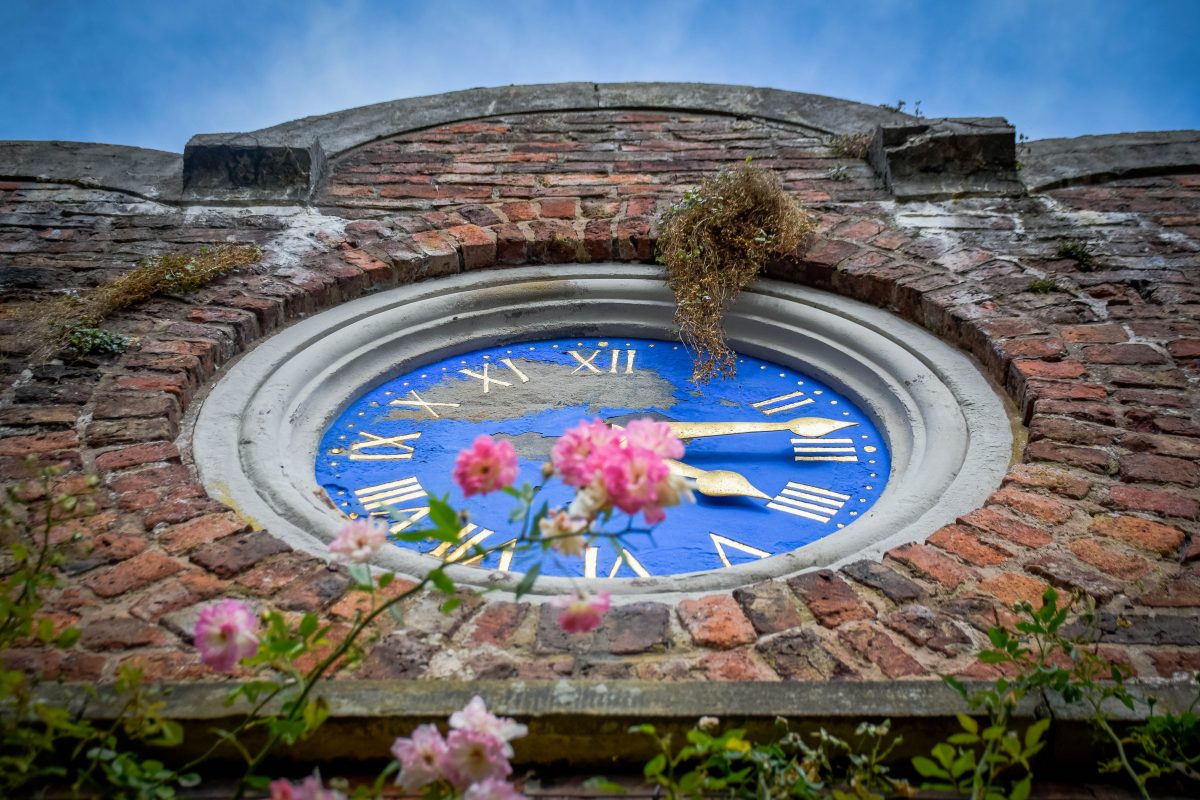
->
[[2, 106, 1197, 684]]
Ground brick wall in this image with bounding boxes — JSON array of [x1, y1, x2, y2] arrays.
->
[[0, 110, 1196, 684]]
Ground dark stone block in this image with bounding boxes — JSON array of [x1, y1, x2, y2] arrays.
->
[[183, 133, 326, 201], [869, 117, 1024, 200], [843, 560, 923, 604]]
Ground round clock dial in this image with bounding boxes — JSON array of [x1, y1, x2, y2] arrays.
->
[[315, 336, 890, 578]]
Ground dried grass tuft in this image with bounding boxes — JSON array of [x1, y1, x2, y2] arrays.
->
[[829, 131, 874, 160], [14, 243, 262, 361], [657, 164, 817, 382]]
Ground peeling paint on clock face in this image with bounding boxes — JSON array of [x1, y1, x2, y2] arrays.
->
[[315, 337, 891, 578]]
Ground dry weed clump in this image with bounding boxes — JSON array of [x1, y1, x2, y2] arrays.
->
[[17, 243, 262, 361], [657, 164, 816, 382], [829, 131, 874, 159]]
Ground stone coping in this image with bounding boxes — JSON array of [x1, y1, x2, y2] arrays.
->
[[1021, 130, 1200, 191]]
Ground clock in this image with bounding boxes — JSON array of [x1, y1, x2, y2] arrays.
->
[[191, 265, 1011, 596], [314, 336, 891, 579]]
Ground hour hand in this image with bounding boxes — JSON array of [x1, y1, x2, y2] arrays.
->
[[665, 417, 857, 440], [664, 459, 770, 500]]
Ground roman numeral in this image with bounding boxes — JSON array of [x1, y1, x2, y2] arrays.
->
[[791, 438, 858, 462], [751, 390, 813, 415], [389, 390, 460, 418], [767, 482, 849, 523], [459, 359, 529, 393], [709, 533, 770, 568], [348, 431, 420, 461], [427, 523, 515, 571], [568, 349, 637, 375], [353, 477, 428, 512], [583, 546, 651, 578]]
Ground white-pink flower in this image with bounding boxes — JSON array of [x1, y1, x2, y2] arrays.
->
[[443, 728, 512, 789], [453, 435, 519, 497], [464, 776, 525, 800], [538, 510, 588, 557], [622, 418, 684, 459], [328, 516, 388, 563], [551, 591, 611, 634], [391, 723, 449, 792], [193, 599, 259, 672], [450, 696, 528, 758], [601, 446, 670, 519], [268, 774, 344, 800]]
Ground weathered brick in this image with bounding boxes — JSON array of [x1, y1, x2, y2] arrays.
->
[[1105, 485, 1199, 519], [928, 524, 1014, 565], [159, 511, 248, 554], [700, 650, 779, 681], [1089, 514, 1186, 556], [884, 605, 973, 655], [838, 626, 924, 677], [1119, 452, 1200, 487], [841, 560, 923, 603], [83, 550, 182, 598], [975, 573, 1051, 609], [1026, 440, 1113, 474], [274, 566, 352, 612], [1026, 555, 1121, 603], [677, 595, 757, 649], [733, 580, 806, 634], [190, 532, 291, 578], [1060, 324, 1128, 343], [1082, 343, 1167, 365], [86, 417, 176, 447], [468, 601, 530, 647], [756, 630, 855, 679], [985, 487, 1073, 524], [788, 570, 873, 627], [1069, 539, 1154, 580], [1002, 463, 1091, 499], [1011, 358, 1086, 381], [888, 543, 975, 587], [957, 507, 1053, 548], [444, 224, 496, 269], [0, 430, 78, 456], [80, 617, 172, 651]]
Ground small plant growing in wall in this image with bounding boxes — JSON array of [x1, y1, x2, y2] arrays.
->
[[1027, 277, 1061, 294], [829, 132, 873, 160], [657, 163, 816, 382], [1056, 240, 1097, 271]]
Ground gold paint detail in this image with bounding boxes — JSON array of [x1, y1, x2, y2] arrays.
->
[[583, 546, 651, 578], [584, 546, 600, 578], [665, 417, 856, 440], [568, 349, 602, 374], [389, 390, 460, 418], [496, 542, 516, 572], [498, 358, 530, 383], [709, 533, 770, 568], [430, 523, 495, 562], [864, 445, 878, 453], [348, 431, 421, 461], [570, 348, 637, 375], [791, 437, 859, 462], [460, 363, 511, 393], [664, 458, 770, 500], [766, 481, 849, 523], [751, 390, 814, 415], [353, 477, 428, 511]]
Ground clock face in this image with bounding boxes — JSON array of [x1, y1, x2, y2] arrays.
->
[[315, 337, 890, 578]]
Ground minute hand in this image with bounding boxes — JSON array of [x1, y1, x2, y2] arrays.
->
[[666, 417, 857, 440]]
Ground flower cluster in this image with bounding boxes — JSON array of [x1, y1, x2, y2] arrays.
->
[[193, 599, 259, 672], [328, 516, 388, 564], [391, 696, 527, 798]]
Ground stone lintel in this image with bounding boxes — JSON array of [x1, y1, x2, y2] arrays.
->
[[869, 116, 1024, 200], [182, 132, 326, 202]]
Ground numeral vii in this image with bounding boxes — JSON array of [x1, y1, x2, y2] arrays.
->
[[767, 482, 849, 523]]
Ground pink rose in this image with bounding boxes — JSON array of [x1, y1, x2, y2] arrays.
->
[[551, 419, 619, 487], [453, 435, 519, 497], [622, 418, 683, 459], [450, 696, 528, 758], [329, 516, 388, 563], [464, 776, 525, 800], [601, 446, 669, 518], [193, 599, 259, 672], [443, 728, 512, 789], [268, 775, 344, 800], [551, 591, 611, 633], [391, 723, 449, 792]]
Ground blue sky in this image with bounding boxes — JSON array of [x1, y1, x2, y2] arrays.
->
[[1, 0, 1197, 153]]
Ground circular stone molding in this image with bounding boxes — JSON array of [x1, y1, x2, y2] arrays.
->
[[191, 265, 1012, 598]]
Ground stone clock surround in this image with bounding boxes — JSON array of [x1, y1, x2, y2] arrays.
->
[[0, 85, 1197, 699]]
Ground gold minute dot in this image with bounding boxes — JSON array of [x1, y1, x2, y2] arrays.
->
[[864, 446, 877, 453]]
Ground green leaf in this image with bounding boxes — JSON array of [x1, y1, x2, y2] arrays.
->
[[428, 495, 460, 535], [957, 713, 979, 735], [582, 777, 627, 795], [441, 597, 462, 614], [911, 756, 948, 779], [1010, 774, 1032, 800], [1024, 717, 1051, 751], [55, 627, 81, 649], [347, 563, 372, 588], [514, 563, 541, 598], [947, 733, 979, 746], [378, 572, 394, 589], [428, 568, 455, 595], [644, 753, 666, 777], [298, 613, 319, 639], [630, 723, 657, 736]]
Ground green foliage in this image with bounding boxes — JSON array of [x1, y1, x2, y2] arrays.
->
[[63, 325, 131, 358], [1055, 240, 1097, 271], [1027, 277, 1061, 294], [829, 132, 872, 160]]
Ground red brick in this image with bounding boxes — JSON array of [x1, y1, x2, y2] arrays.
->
[[985, 487, 1073, 525], [870, 230, 910, 250], [888, 543, 975, 587], [1148, 649, 1200, 678], [79, 617, 172, 651], [1082, 343, 1167, 365], [1105, 485, 1199, 519], [83, 550, 182, 598], [0, 405, 79, 427], [1124, 432, 1200, 460], [883, 605, 972, 655], [1033, 399, 1119, 426], [976, 572, 1051, 608], [1119, 452, 1200, 487], [838, 626, 924, 678], [733, 581, 806, 634], [190, 532, 292, 578], [928, 524, 1014, 565], [538, 198, 577, 219], [700, 650, 779, 681], [835, 220, 885, 242], [1025, 381, 1108, 402], [1011, 358, 1086, 381], [0, 430, 78, 456], [444, 224, 496, 269], [788, 570, 874, 627], [86, 417, 176, 447], [803, 238, 859, 267], [1002, 463, 1091, 499], [500, 201, 536, 222], [468, 601, 530, 647], [1167, 339, 1200, 358], [160, 512, 249, 554], [995, 338, 1067, 360], [1090, 515, 1186, 556], [1069, 539, 1154, 580], [1060, 324, 1128, 343], [1137, 567, 1200, 608], [129, 571, 226, 622], [1030, 416, 1119, 447], [1025, 440, 1113, 474], [677, 595, 757, 649]]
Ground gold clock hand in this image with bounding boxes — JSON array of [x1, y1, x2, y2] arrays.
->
[[665, 417, 857, 440], [664, 458, 771, 500]]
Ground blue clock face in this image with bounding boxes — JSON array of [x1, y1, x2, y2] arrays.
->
[[315, 337, 890, 578]]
